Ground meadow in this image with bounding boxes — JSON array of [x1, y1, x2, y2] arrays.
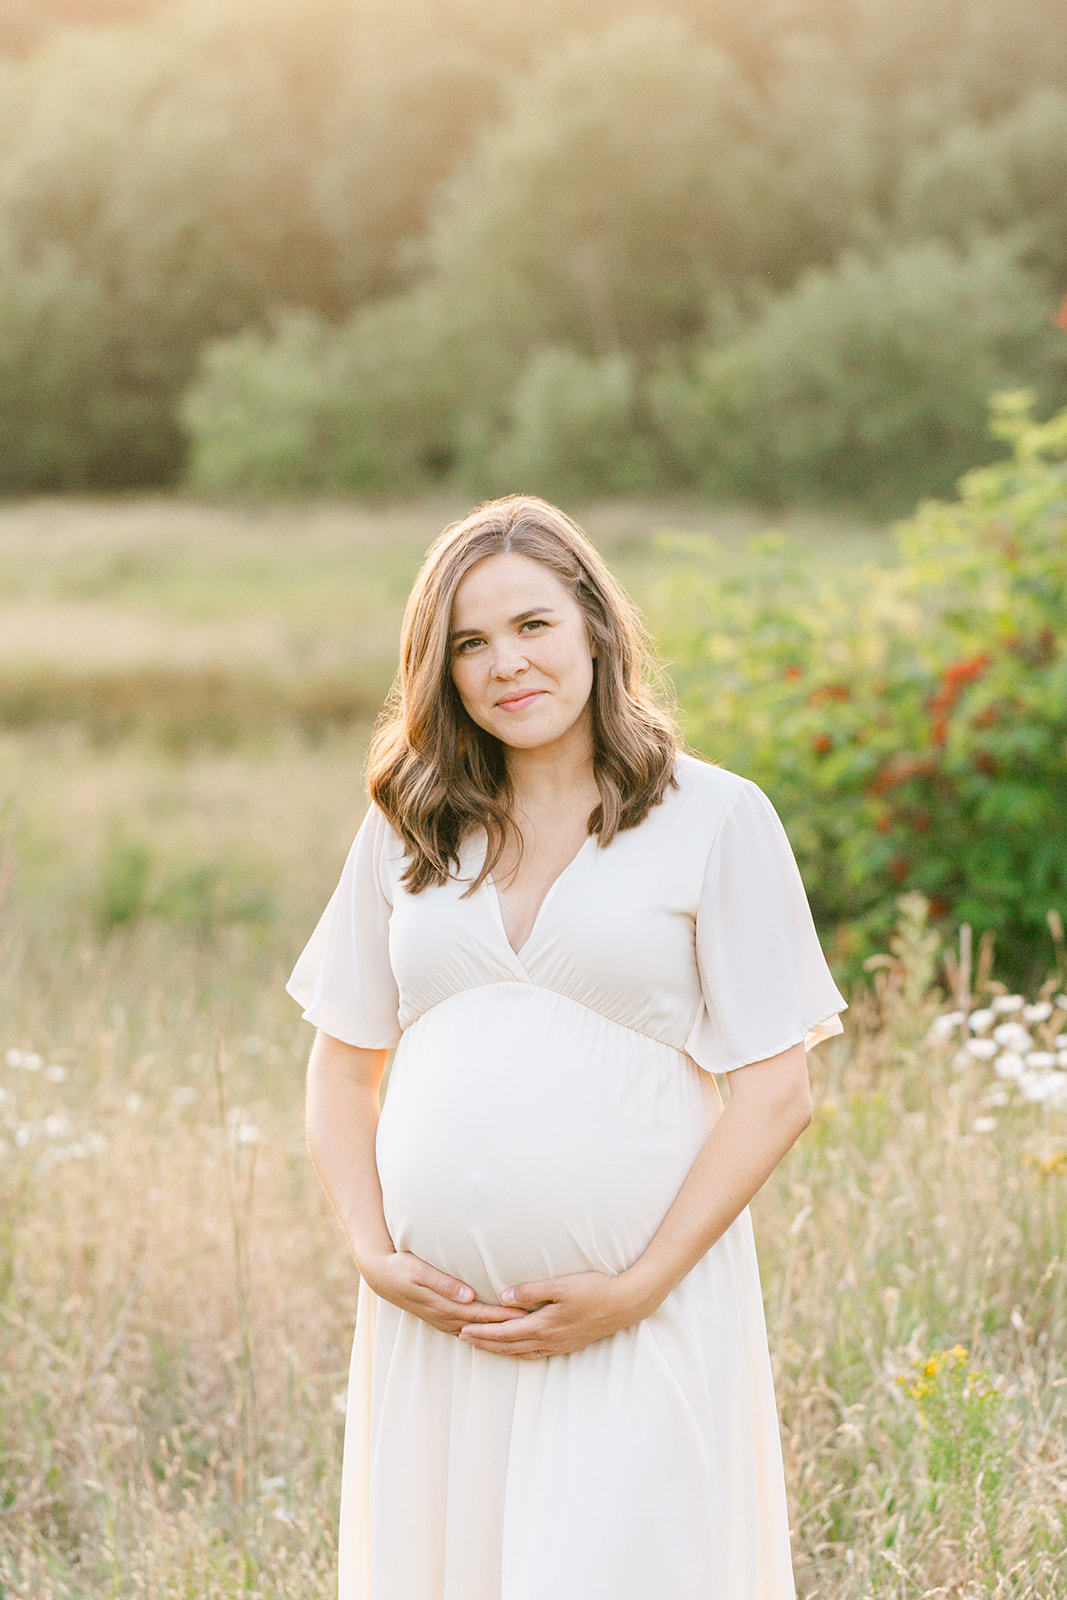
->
[[1, 498, 1065, 1598]]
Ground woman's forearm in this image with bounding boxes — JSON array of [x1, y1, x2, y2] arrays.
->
[[623, 1042, 812, 1317], [305, 1031, 395, 1271]]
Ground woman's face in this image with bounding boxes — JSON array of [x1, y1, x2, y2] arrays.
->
[[449, 552, 596, 754]]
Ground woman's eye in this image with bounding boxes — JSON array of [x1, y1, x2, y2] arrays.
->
[[456, 638, 483, 653], [521, 619, 546, 633]]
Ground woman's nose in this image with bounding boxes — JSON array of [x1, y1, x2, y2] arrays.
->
[[490, 639, 529, 678]]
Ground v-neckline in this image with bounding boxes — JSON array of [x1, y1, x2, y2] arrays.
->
[[486, 834, 594, 962]]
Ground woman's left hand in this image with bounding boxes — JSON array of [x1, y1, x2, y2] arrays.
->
[[457, 1269, 651, 1359]]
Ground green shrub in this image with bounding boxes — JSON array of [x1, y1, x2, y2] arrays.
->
[[0, 241, 121, 491], [648, 238, 1066, 511], [895, 89, 1067, 283], [464, 346, 665, 500], [659, 392, 1067, 982]]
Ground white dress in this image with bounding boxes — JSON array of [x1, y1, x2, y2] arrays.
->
[[287, 753, 846, 1600]]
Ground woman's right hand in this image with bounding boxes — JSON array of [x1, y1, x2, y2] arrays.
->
[[360, 1250, 528, 1336]]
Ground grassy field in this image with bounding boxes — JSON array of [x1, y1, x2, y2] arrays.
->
[[1, 499, 1065, 1598]]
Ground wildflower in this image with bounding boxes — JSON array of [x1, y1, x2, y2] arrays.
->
[[1023, 1001, 1053, 1023], [236, 1122, 260, 1146], [125, 1093, 141, 1113], [992, 1021, 1033, 1051], [972, 1117, 997, 1133], [1056, 995, 1067, 1012], [45, 1065, 68, 1084], [985, 1088, 1010, 1107], [1018, 1072, 1067, 1106], [968, 1008, 995, 1033], [994, 1051, 1024, 1079], [42, 1113, 70, 1139], [991, 995, 1025, 1014], [928, 1011, 965, 1040], [1025, 1051, 1057, 1069], [1056, 1034, 1067, 1050], [967, 1039, 998, 1060]]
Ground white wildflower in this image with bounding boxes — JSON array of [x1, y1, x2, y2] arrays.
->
[[967, 1038, 998, 1060], [994, 1052, 1024, 1079], [992, 995, 1025, 1014], [984, 1088, 1011, 1107], [4, 1049, 23, 1068], [1026, 1051, 1057, 1069], [124, 1093, 141, 1114], [1054, 1034, 1067, 1050], [45, 1065, 68, 1084], [972, 1117, 997, 1134], [0, 1086, 10, 1106], [1019, 1072, 1067, 1105], [14, 1124, 31, 1147], [332, 1390, 348, 1416], [992, 1022, 1032, 1051], [929, 1011, 965, 1040], [1058, 1051, 1067, 1069], [1010, 1308, 1025, 1332], [1055, 995, 1067, 1011], [1023, 1001, 1053, 1023], [236, 1122, 260, 1146], [42, 1113, 70, 1139], [967, 1008, 996, 1033]]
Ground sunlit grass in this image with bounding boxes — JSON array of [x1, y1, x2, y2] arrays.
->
[[1, 500, 1063, 1597]]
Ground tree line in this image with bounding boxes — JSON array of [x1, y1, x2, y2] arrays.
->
[[2, 0, 1066, 504]]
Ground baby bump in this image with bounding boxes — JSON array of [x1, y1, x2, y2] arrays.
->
[[375, 985, 716, 1305]]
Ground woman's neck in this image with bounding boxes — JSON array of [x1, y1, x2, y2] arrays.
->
[[503, 711, 598, 820]]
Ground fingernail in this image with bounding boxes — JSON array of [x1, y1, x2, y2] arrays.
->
[[501, 1288, 515, 1305], [457, 1285, 473, 1301]]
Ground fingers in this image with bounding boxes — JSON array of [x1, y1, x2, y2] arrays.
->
[[420, 1265, 474, 1304], [500, 1279, 558, 1310]]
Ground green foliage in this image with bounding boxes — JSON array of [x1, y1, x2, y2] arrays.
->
[[466, 347, 665, 500], [91, 827, 275, 934], [184, 290, 485, 496], [657, 394, 1067, 980], [648, 238, 1066, 510], [896, 89, 1067, 282], [427, 16, 794, 360], [897, 1344, 1007, 1551], [5, 0, 1067, 496]]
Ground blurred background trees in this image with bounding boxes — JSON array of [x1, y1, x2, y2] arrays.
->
[[1, 0, 1066, 502]]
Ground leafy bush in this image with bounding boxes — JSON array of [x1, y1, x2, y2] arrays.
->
[[183, 289, 487, 496], [465, 347, 665, 499], [0, 240, 118, 490], [659, 393, 1067, 981], [895, 89, 1067, 282], [648, 238, 1066, 510]]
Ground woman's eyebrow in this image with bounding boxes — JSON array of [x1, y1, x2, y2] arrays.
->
[[449, 607, 557, 641]]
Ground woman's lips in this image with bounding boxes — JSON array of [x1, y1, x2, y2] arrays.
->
[[496, 690, 544, 712]]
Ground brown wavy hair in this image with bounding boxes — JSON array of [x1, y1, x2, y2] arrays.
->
[[366, 494, 679, 892]]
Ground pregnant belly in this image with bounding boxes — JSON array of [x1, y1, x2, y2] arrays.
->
[[375, 984, 717, 1305]]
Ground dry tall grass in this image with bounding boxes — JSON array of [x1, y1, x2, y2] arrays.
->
[[1, 502, 1064, 1598]]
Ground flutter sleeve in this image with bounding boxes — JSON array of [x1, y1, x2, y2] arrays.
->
[[285, 804, 403, 1050], [685, 778, 847, 1075]]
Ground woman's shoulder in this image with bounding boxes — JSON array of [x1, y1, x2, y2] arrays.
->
[[669, 751, 762, 810]]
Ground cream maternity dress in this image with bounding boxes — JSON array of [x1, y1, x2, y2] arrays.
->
[[287, 752, 846, 1600]]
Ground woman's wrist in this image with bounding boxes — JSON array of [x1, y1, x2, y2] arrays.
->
[[616, 1256, 676, 1323]]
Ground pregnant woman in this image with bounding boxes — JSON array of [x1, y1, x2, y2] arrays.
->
[[287, 495, 846, 1600]]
